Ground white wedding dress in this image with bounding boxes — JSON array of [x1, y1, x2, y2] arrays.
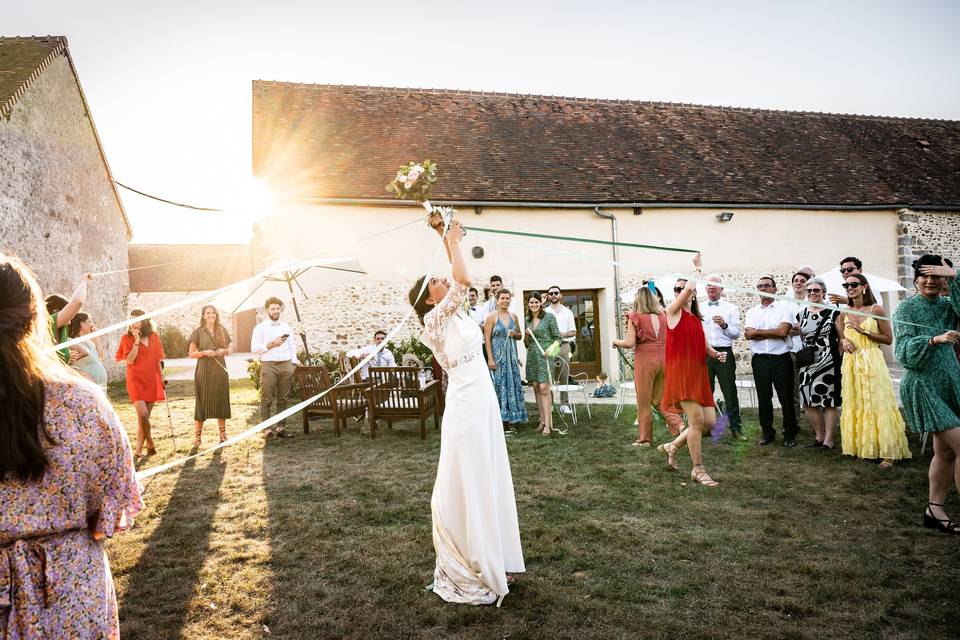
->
[[420, 280, 525, 605]]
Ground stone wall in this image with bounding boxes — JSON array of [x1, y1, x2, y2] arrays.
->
[[896, 209, 960, 291], [620, 269, 811, 375], [0, 55, 130, 376]]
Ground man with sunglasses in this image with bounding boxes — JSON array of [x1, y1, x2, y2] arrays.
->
[[702, 275, 745, 440], [545, 286, 577, 407], [828, 256, 863, 306], [744, 276, 799, 447]]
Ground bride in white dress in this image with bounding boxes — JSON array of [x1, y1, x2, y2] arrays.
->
[[408, 215, 525, 606]]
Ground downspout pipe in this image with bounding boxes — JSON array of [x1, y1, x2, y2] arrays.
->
[[594, 206, 624, 380]]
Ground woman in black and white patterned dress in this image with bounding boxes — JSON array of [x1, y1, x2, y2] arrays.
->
[[797, 278, 842, 449]]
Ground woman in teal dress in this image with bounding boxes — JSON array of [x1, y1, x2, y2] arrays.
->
[[893, 255, 960, 535], [484, 289, 528, 428], [524, 292, 560, 436]]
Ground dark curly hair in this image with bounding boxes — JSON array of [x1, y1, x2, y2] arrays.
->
[[408, 275, 434, 325]]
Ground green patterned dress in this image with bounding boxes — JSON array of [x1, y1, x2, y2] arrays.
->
[[893, 277, 960, 433], [524, 312, 560, 383]]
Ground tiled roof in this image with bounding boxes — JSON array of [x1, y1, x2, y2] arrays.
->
[[252, 81, 960, 208], [128, 244, 254, 292], [0, 36, 67, 118]]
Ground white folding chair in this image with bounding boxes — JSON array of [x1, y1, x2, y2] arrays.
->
[[549, 356, 592, 425]]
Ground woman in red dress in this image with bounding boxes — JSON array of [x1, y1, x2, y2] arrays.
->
[[115, 309, 165, 457], [657, 253, 727, 487]]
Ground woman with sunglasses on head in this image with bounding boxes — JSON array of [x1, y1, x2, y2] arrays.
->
[[613, 281, 685, 446], [836, 273, 910, 469], [408, 215, 524, 606], [524, 292, 561, 436], [893, 255, 960, 534], [796, 278, 841, 450], [656, 253, 727, 487]]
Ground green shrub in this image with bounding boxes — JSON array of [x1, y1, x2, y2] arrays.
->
[[159, 324, 189, 358], [247, 349, 342, 393], [385, 335, 433, 365]]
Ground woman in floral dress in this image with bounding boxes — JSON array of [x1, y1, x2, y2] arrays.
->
[[524, 293, 561, 436], [0, 255, 143, 639], [484, 289, 527, 428]]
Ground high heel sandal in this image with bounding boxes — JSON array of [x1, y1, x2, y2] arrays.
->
[[194, 425, 203, 447], [657, 442, 677, 470], [923, 502, 960, 535], [691, 465, 719, 487], [535, 422, 545, 434], [218, 425, 227, 444]]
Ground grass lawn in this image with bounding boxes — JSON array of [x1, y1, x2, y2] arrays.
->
[[106, 380, 960, 640]]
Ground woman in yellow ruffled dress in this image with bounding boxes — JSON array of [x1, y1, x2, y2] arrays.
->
[[836, 274, 911, 469]]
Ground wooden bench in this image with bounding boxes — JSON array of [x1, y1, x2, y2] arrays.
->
[[294, 366, 369, 436]]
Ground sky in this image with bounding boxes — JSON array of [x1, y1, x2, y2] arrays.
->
[[5, 0, 960, 244]]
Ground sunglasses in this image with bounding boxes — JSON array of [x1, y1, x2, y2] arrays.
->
[[839, 267, 857, 274], [806, 288, 824, 294], [756, 284, 774, 290], [673, 287, 684, 293], [548, 291, 560, 295], [841, 282, 861, 290]]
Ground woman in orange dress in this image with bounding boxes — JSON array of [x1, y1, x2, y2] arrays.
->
[[613, 282, 685, 446], [657, 253, 727, 487], [115, 308, 166, 457]]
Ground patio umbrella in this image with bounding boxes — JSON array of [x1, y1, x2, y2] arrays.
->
[[817, 267, 905, 295], [211, 256, 366, 359]]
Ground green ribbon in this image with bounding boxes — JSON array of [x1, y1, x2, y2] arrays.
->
[[463, 226, 699, 254]]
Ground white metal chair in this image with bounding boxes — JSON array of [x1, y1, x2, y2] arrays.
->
[[549, 356, 592, 425]]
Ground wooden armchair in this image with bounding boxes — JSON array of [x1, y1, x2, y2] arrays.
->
[[295, 366, 368, 436], [364, 366, 439, 439]]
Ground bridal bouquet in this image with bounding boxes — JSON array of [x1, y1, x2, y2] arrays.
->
[[386, 160, 438, 204], [386, 160, 465, 235]]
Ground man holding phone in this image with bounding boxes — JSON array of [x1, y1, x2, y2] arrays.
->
[[252, 296, 300, 438]]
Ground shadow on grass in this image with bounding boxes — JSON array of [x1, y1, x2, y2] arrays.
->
[[118, 450, 226, 639]]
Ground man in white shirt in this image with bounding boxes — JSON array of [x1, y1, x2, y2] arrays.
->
[[701, 275, 744, 440], [251, 296, 300, 438], [780, 270, 811, 432], [482, 275, 504, 315], [545, 285, 577, 406], [347, 330, 397, 380], [744, 276, 798, 447], [467, 287, 487, 325]]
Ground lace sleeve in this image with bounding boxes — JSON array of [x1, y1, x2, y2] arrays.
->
[[420, 281, 469, 353]]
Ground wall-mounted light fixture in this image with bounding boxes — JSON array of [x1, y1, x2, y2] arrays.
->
[[474, 206, 483, 215], [633, 207, 643, 216], [472, 246, 484, 259], [716, 212, 734, 222]]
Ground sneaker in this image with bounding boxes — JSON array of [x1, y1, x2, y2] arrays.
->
[[783, 438, 796, 448]]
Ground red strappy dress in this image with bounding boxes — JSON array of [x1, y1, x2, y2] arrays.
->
[[661, 309, 715, 410]]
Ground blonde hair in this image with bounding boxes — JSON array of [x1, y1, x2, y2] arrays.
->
[[632, 286, 664, 315]]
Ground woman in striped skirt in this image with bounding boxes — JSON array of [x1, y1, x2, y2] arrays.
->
[[189, 305, 232, 445]]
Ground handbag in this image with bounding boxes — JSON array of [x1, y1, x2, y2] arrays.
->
[[795, 311, 831, 368]]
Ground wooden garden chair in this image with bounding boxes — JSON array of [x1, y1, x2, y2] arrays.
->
[[364, 366, 439, 439], [295, 365, 368, 436]]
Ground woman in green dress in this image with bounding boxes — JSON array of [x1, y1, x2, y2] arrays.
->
[[893, 255, 960, 535], [524, 292, 560, 436], [189, 305, 232, 446]]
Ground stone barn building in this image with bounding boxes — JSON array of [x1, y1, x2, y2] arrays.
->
[[249, 82, 960, 378], [1, 36, 130, 373]]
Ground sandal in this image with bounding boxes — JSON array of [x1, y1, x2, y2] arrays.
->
[[691, 465, 719, 487], [923, 502, 960, 535], [218, 425, 227, 444], [631, 439, 651, 448], [879, 459, 894, 470], [274, 428, 295, 439], [657, 442, 677, 470]]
